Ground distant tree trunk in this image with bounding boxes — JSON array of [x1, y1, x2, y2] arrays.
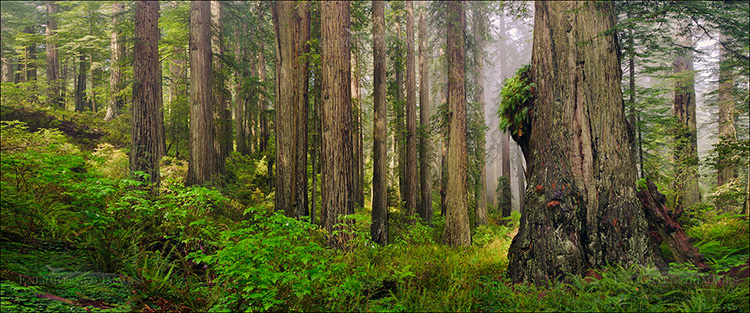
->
[[23, 27, 37, 84], [443, 1, 470, 246], [394, 9, 406, 208], [168, 47, 186, 159], [371, 0, 389, 244], [508, 1, 662, 284], [46, 1, 62, 108], [187, 1, 217, 186], [716, 33, 738, 202], [321, 0, 353, 249], [75, 54, 87, 112], [473, 4, 488, 226], [272, 1, 309, 218], [211, 1, 231, 175], [60, 56, 68, 107], [501, 133, 511, 217], [131, 0, 164, 188], [405, 1, 418, 217], [234, 24, 248, 156], [417, 1, 432, 225], [352, 48, 365, 211], [88, 49, 97, 112], [1, 53, 10, 83], [105, 2, 126, 120], [672, 24, 700, 213]]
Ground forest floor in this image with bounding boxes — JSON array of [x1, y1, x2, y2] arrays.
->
[[1, 103, 749, 312]]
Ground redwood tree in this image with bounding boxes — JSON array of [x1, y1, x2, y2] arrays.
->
[[321, 0, 353, 248], [45, 1, 62, 108], [187, 1, 216, 186], [105, 2, 126, 120], [272, 1, 310, 218], [371, 0, 389, 244], [405, 1, 418, 217], [417, 1, 432, 225], [507, 1, 662, 284], [131, 0, 164, 187], [443, 1, 470, 246]]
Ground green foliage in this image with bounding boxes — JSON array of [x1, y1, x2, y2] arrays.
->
[[498, 64, 534, 137]]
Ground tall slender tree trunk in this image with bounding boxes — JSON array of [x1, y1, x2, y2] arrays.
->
[[46, 1, 62, 108], [168, 46, 186, 159], [352, 49, 364, 210], [473, 4, 488, 225], [405, 1, 418, 217], [105, 2, 126, 120], [673, 23, 700, 213], [716, 33, 738, 202], [371, 0, 389, 244], [75, 54, 87, 112], [187, 1, 216, 186], [233, 25, 247, 156], [393, 6, 407, 208], [501, 135, 511, 217], [417, 1, 432, 225], [131, 0, 164, 188], [443, 1, 470, 246], [321, 1, 353, 249], [508, 1, 662, 284], [212, 1, 231, 175]]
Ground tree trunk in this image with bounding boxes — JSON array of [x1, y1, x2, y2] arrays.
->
[[321, 0, 353, 249], [371, 0, 389, 244], [636, 179, 707, 271], [272, 1, 309, 218], [515, 143, 525, 211], [212, 1, 231, 175], [500, 133, 511, 218], [417, 1, 432, 225], [105, 2, 126, 120], [508, 1, 663, 284], [46, 1, 62, 108], [75, 54, 87, 112], [168, 46, 186, 159], [394, 7, 406, 208], [405, 1, 418, 218], [233, 24, 247, 156], [352, 49, 363, 210], [627, 25, 638, 177], [473, 5, 488, 225], [131, 0, 164, 188], [672, 23, 700, 213], [187, 1, 216, 186], [716, 32, 738, 205], [443, 1, 470, 246]]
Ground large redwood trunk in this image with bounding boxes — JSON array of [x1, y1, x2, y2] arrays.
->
[[321, 1, 353, 249], [131, 1, 164, 188], [508, 1, 662, 284], [272, 1, 309, 218], [187, 1, 216, 185], [443, 1, 470, 247]]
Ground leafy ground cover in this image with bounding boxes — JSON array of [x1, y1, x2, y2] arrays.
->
[[1, 114, 748, 312]]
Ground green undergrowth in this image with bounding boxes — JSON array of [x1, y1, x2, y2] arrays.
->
[[1, 119, 748, 312]]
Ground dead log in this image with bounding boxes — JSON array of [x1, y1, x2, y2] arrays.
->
[[636, 179, 710, 272]]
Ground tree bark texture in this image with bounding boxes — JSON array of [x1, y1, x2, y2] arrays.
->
[[187, 1, 216, 186], [473, 5, 488, 226], [394, 7, 407, 208], [272, 1, 310, 218], [321, 1, 353, 249], [371, 0, 389, 244], [352, 49, 364, 210], [716, 32, 738, 193], [443, 1, 470, 247], [131, 1, 164, 187], [508, 1, 662, 284], [672, 25, 700, 213], [105, 2, 126, 120], [636, 179, 707, 271], [405, 1, 418, 217], [211, 1, 232, 175], [46, 1, 62, 108], [418, 1, 433, 225]]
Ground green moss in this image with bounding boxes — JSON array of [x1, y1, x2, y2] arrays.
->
[[498, 64, 534, 137]]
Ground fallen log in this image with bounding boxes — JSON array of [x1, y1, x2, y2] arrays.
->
[[636, 179, 710, 272]]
